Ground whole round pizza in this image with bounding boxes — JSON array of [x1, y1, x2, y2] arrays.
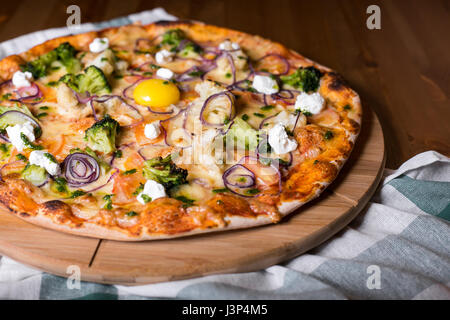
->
[[0, 20, 361, 240]]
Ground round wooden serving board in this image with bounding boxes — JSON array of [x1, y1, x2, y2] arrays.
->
[[0, 106, 385, 285]]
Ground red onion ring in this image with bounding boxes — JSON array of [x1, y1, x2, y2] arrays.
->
[[222, 164, 257, 197], [224, 52, 237, 84], [200, 91, 235, 127], [63, 152, 100, 187], [73, 90, 93, 104], [10, 83, 43, 104]]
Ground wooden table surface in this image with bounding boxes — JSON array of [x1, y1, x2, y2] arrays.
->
[[0, 0, 448, 168]]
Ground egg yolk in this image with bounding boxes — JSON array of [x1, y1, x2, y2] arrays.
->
[[133, 79, 180, 108]]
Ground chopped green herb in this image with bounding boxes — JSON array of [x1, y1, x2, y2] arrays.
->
[[223, 117, 230, 125], [241, 114, 249, 121], [16, 153, 27, 161], [39, 106, 49, 110], [324, 130, 334, 140], [216, 199, 224, 205], [163, 81, 169, 85], [174, 195, 195, 208], [253, 112, 265, 118], [225, 72, 232, 78], [150, 64, 160, 69], [132, 183, 144, 196], [343, 104, 351, 110], [36, 112, 48, 118], [126, 211, 138, 217], [0, 143, 8, 153], [212, 188, 229, 194], [54, 177, 68, 193], [50, 66, 61, 71], [134, 50, 152, 55], [46, 81, 58, 87], [113, 73, 124, 79], [102, 194, 114, 210], [122, 169, 137, 175], [140, 194, 152, 204], [313, 160, 319, 165], [70, 190, 86, 198], [142, 72, 153, 76], [20, 133, 43, 150], [44, 152, 57, 164], [114, 149, 123, 159], [245, 188, 260, 195], [261, 105, 275, 111], [302, 111, 312, 117], [188, 71, 204, 78], [2, 93, 12, 100]]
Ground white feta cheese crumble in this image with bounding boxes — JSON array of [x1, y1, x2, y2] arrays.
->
[[252, 75, 279, 95], [218, 40, 240, 51], [5, 121, 35, 152], [89, 38, 109, 53], [155, 49, 175, 64], [268, 123, 298, 154], [137, 179, 166, 204], [295, 92, 325, 115], [144, 121, 161, 140], [29, 150, 61, 176], [12, 71, 33, 88], [156, 67, 174, 79]]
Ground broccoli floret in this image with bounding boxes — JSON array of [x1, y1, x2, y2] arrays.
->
[[225, 118, 259, 151], [60, 65, 111, 95], [54, 42, 81, 74], [143, 154, 188, 190], [281, 66, 322, 92], [180, 41, 202, 56], [84, 114, 119, 154], [161, 29, 185, 47], [161, 29, 202, 55], [21, 42, 80, 78], [21, 164, 47, 186]]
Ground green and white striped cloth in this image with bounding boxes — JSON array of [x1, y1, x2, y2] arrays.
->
[[0, 9, 449, 300]]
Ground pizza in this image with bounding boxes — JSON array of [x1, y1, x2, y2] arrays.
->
[[0, 20, 361, 240]]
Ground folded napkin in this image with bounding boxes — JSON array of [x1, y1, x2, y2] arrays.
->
[[0, 9, 449, 300]]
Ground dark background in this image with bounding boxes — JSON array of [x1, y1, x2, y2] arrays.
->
[[0, 0, 448, 168]]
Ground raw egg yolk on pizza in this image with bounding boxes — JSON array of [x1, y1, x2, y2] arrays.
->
[[133, 79, 180, 108]]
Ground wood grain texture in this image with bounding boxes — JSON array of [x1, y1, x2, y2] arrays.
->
[[0, 105, 384, 285], [1, 0, 446, 168]]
